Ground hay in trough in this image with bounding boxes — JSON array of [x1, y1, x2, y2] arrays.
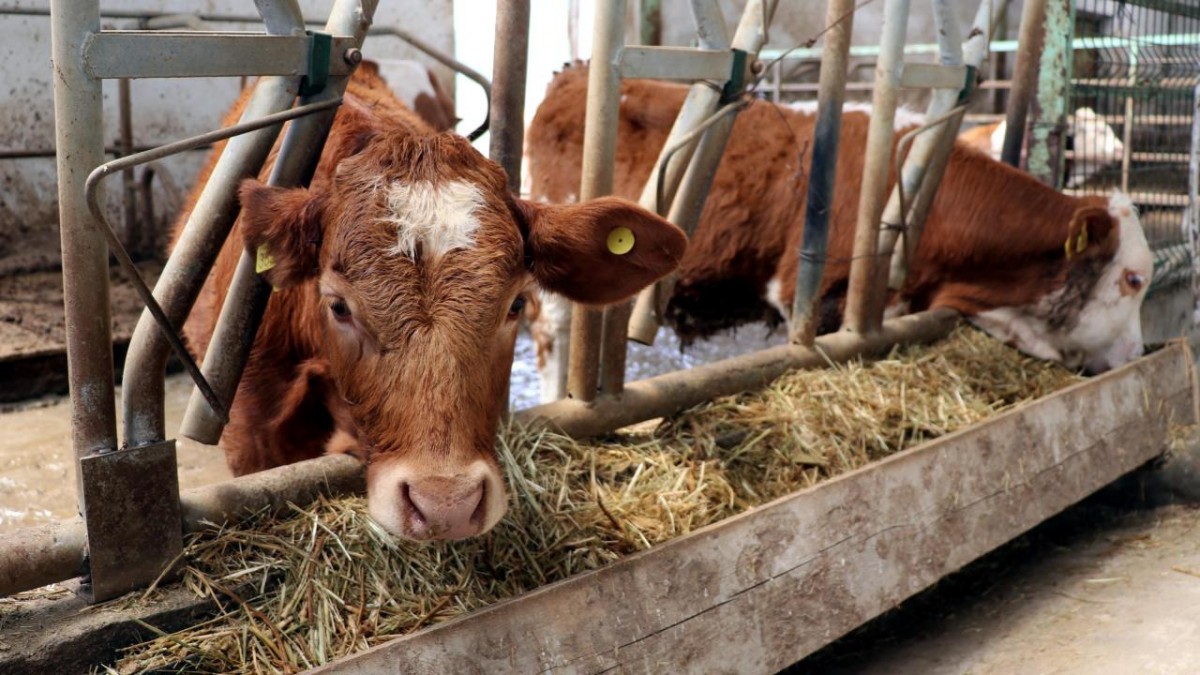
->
[[107, 325, 1082, 674]]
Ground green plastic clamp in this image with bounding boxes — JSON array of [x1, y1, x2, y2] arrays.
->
[[300, 30, 332, 97]]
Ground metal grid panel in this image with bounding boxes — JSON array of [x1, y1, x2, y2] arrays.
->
[[1070, 1, 1200, 294]]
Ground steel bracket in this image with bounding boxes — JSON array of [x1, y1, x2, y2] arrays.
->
[[300, 30, 333, 97], [720, 48, 749, 103], [78, 441, 182, 602]]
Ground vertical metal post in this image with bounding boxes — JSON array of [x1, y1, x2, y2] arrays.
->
[[566, 0, 626, 403], [1120, 42, 1138, 194], [51, 0, 116, 479], [118, 78, 140, 258], [1189, 84, 1199, 323], [636, 0, 662, 46], [1026, 0, 1072, 188], [490, 0, 529, 193], [790, 0, 855, 346], [1001, 0, 1048, 168], [53, 0, 184, 604], [180, 0, 379, 443], [842, 0, 909, 335]]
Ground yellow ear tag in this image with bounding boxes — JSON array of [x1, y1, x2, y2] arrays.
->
[[1075, 225, 1089, 254], [255, 244, 277, 274], [607, 226, 635, 255]]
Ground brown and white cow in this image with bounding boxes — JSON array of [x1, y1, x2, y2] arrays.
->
[[179, 64, 686, 540], [526, 65, 1152, 401]]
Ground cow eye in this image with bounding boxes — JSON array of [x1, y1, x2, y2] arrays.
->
[[1124, 271, 1145, 291], [330, 298, 353, 322], [507, 294, 527, 319]]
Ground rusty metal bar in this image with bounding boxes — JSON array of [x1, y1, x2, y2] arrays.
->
[[87, 99, 345, 433], [1000, 0, 1047, 167], [1025, 0, 1071, 188], [488, 0, 529, 193], [521, 308, 959, 438], [843, 0, 910, 335], [566, 0, 627, 403], [179, 0, 378, 445], [369, 25, 492, 141], [52, 0, 116, 484], [117, 78, 140, 258], [790, 0, 856, 346]]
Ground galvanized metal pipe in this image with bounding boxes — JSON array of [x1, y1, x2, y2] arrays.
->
[[871, 0, 967, 300], [567, 0, 627, 403], [117, 78, 140, 258], [1000, 0, 1047, 167], [180, 0, 378, 445], [488, 0, 529, 193], [122, 43, 304, 446], [520, 308, 959, 439], [842, 0, 910, 335], [1025, 0, 1072, 188], [52, 0, 116, 480], [790, 0, 856, 346], [1120, 42, 1138, 194], [626, 0, 778, 347]]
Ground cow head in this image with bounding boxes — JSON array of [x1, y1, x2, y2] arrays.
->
[[239, 130, 686, 540], [968, 192, 1152, 374]]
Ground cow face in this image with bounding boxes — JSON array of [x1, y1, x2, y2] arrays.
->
[[239, 131, 686, 541], [970, 193, 1152, 374]]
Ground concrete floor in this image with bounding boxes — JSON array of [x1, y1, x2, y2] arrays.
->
[[796, 468, 1200, 675]]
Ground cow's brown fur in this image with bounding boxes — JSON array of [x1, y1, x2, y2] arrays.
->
[[176, 64, 685, 539], [528, 65, 1122, 343]]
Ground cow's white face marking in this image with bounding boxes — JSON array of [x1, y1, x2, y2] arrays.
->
[[972, 192, 1152, 373], [764, 277, 789, 319], [1067, 107, 1124, 188], [384, 179, 484, 259]]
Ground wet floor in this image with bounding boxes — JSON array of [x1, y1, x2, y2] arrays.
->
[[0, 326, 786, 534]]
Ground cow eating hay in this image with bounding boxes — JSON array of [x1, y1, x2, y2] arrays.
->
[[526, 65, 1153, 402], [178, 64, 686, 541]]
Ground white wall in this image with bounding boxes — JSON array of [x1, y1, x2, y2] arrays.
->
[[0, 0, 453, 262]]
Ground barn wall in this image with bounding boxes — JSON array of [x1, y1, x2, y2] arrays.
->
[[0, 0, 453, 268]]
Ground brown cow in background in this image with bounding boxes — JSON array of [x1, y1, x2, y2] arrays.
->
[[526, 64, 1152, 402], [178, 63, 686, 540]]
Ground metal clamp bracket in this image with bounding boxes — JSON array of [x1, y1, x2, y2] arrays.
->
[[300, 30, 333, 97], [720, 48, 749, 103]]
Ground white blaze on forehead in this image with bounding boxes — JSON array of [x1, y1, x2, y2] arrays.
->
[[384, 179, 485, 259]]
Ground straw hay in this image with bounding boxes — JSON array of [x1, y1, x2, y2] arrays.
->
[[106, 325, 1081, 674]]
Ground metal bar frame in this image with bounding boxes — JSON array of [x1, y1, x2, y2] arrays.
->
[[84, 32, 356, 80], [790, 0, 857, 345], [1001, 0, 1048, 167], [1191, 83, 1200, 324], [842, 0, 911, 335], [1025, 0, 1073, 187], [42, 0, 378, 601]]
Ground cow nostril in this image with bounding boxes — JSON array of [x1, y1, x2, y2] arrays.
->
[[470, 480, 488, 526], [400, 482, 427, 527]]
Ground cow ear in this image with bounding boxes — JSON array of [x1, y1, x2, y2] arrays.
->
[[518, 196, 687, 305], [1065, 205, 1116, 260], [239, 179, 328, 288]]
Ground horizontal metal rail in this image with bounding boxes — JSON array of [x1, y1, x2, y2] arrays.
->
[[82, 97, 344, 428], [85, 31, 357, 80], [618, 46, 734, 81]]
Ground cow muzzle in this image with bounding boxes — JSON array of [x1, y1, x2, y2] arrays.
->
[[367, 459, 507, 540]]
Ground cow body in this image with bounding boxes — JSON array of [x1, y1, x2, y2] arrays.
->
[[178, 63, 686, 540], [526, 65, 1152, 401]]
